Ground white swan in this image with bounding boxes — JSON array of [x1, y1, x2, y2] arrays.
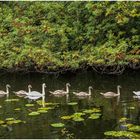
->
[[0, 84, 11, 96], [73, 86, 93, 97], [14, 85, 32, 96], [26, 83, 46, 99], [49, 83, 70, 96], [133, 91, 140, 96], [100, 85, 121, 98]]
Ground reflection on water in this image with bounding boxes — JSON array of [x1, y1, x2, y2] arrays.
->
[[0, 70, 139, 138]]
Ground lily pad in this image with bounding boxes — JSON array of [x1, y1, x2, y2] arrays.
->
[[67, 102, 78, 106], [14, 108, 21, 111], [25, 104, 34, 107], [45, 102, 60, 106], [83, 108, 101, 114], [28, 111, 40, 116], [5, 99, 19, 102], [104, 131, 139, 139], [0, 105, 2, 108], [72, 116, 84, 122], [51, 123, 65, 128], [61, 115, 72, 120], [0, 120, 5, 125], [37, 110, 48, 113], [7, 120, 22, 125], [119, 117, 128, 123], [127, 106, 135, 110], [128, 125, 140, 132], [88, 113, 101, 119], [1, 124, 7, 127], [5, 118, 15, 121]]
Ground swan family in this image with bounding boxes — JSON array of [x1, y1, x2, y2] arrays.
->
[[0, 83, 140, 100]]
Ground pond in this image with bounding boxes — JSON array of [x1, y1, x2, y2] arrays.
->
[[0, 70, 140, 139]]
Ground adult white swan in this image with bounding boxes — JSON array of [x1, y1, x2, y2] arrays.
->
[[100, 85, 121, 98], [73, 86, 93, 97], [133, 91, 140, 96], [49, 83, 70, 96], [26, 83, 46, 100]]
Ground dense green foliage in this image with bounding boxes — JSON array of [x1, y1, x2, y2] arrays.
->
[[0, 2, 140, 73]]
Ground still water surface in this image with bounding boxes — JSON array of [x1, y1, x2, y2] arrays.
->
[[0, 70, 140, 138]]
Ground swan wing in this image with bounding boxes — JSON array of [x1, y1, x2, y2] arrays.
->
[[50, 90, 66, 95], [14, 90, 27, 95], [74, 92, 88, 96], [27, 91, 42, 97], [25, 96, 41, 100], [0, 90, 6, 95], [133, 91, 140, 96], [102, 92, 117, 97]]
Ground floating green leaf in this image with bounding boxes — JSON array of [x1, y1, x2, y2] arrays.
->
[[104, 131, 139, 138], [14, 108, 21, 111], [88, 113, 101, 119], [37, 110, 48, 113], [83, 108, 101, 114], [25, 104, 34, 107], [28, 111, 40, 116], [67, 102, 78, 106], [5, 118, 15, 121], [51, 123, 65, 128], [128, 125, 140, 132], [119, 117, 128, 123], [0, 105, 2, 108], [72, 116, 84, 122], [7, 120, 22, 125], [5, 99, 19, 102], [61, 115, 72, 120], [127, 107, 135, 110], [0, 120, 5, 125]]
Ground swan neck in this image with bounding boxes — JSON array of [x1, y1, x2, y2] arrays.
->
[[42, 85, 45, 96], [89, 88, 92, 95], [117, 86, 120, 95], [28, 87, 31, 93], [66, 85, 69, 93], [6, 86, 9, 94]]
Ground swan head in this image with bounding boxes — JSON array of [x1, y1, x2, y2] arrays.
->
[[6, 84, 11, 88], [117, 85, 121, 88], [89, 86, 93, 90], [28, 85, 32, 88], [66, 83, 71, 87], [42, 83, 46, 88]]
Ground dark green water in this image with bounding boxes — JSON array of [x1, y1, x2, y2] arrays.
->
[[0, 70, 140, 139]]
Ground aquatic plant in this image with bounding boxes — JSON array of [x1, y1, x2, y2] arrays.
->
[[128, 125, 140, 132], [88, 113, 101, 120], [51, 123, 65, 128], [5, 118, 15, 121], [0, 105, 2, 108], [119, 117, 129, 123], [28, 111, 40, 116], [25, 104, 35, 107], [67, 102, 78, 106], [5, 99, 19, 102], [7, 120, 22, 125], [37, 110, 48, 113], [104, 130, 140, 139], [14, 108, 21, 111], [83, 108, 101, 114], [61, 115, 72, 120], [0, 120, 5, 125]]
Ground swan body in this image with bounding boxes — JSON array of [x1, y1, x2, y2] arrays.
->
[[73, 86, 93, 97], [14, 85, 32, 96], [133, 91, 140, 96], [0, 84, 11, 95], [49, 83, 70, 96], [100, 85, 121, 98], [26, 83, 46, 99]]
